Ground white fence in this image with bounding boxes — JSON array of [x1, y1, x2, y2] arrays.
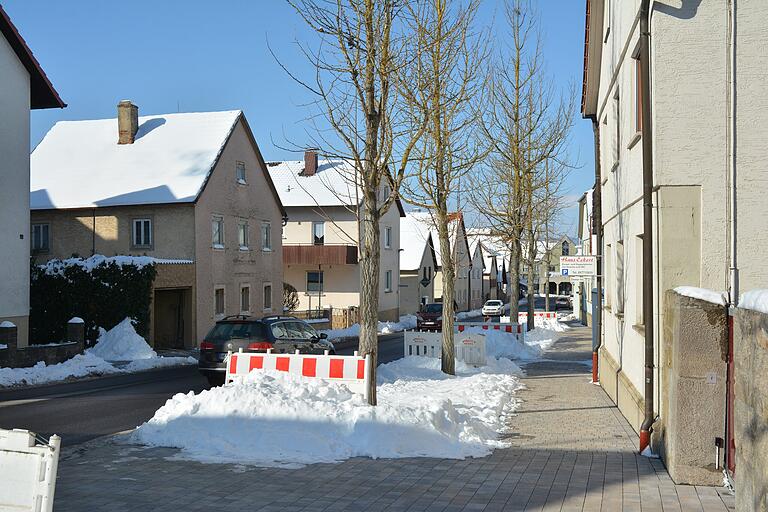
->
[[225, 349, 371, 402], [0, 429, 60, 512], [404, 331, 487, 367]]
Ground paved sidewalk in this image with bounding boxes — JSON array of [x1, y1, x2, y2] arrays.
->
[[53, 322, 734, 511]]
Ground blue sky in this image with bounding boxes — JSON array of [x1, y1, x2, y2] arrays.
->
[[6, 0, 592, 233]]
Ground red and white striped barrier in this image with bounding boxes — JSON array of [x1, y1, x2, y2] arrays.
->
[[455, 322, 526, 344], [518, 311, 558, 320], [225, 349, 371, 402]]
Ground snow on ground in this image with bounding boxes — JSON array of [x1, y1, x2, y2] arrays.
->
[[0, 318, 195, 388], [131, 356, 524, 467], [674, 286, 728, 306], [738, 289, 768, 315], [321, 315, 418, 339]]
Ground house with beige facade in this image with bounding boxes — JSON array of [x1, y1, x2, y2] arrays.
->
[[267, 152, 404, 322], [29, 102, 286, 349], [582, 0, 768, 447], [407, 211, 472, 312], [522, 236, 578, 297], [0, 5, 65, 349], [468, 238, 485, 310], [574, 188, 597, 326], [399, 213, 438, 315]]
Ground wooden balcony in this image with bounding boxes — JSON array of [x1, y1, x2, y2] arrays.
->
[[283, 244, 359, 265]]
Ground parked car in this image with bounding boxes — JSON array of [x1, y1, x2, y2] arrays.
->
[[198, 315, 335, 386], [481, 299, 505, 317], [555, 296, 572, 310], [417, 303, 444, 331]]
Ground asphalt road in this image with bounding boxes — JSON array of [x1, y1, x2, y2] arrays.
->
[[0, 334, 407, 447]]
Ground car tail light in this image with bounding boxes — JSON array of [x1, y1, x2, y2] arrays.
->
[[200, 341, 214, 350], [247, 342, 273, 351]]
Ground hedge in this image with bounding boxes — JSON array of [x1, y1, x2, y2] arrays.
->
[[30, 257, 157, 345]]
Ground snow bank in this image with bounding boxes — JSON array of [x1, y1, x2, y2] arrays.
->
[[0, 321, 16, 328], [0, 352, 120, 387], [88, 318, 157, 361], [131, 357, 523, 467], [322, 315, 418, 339], [674, 286, 728, 306], [40, 255, 192, 276], [738, 290, 768, 315]]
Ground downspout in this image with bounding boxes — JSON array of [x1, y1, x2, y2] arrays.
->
[[728, 0, 738, 305], [639, 0, 656, 453], [591, 118, 603, 384]]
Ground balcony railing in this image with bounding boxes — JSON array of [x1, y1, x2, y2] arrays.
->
[[283, 244, 358, 265]]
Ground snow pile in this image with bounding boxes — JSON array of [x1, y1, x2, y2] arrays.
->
[[461, 328, 541, 361], [0, 321, 16, 328], [674, 286, 728, 306], [88, 318, 157, 361], [322, 315, 418, 339], [738, 290, 768, 315], [0, 352, 120, 387], [131, 356, 523, 467], [40, 255, 192, 276]]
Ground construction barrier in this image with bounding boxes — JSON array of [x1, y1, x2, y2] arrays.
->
[[225, 349, 371, 402], [0, 429, 60, 512], [518, 311, 558, 320], [404, 331, 487, 367]]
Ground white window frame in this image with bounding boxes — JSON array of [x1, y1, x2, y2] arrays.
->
[[385, 270, 393, 293], [263, 282, 273, 312], [261, 221, 272, 251], [31, 223, 50, 253], [212, 216, 225, 249], [132, 218, 152, 248], [236, 161, 247, 184], [214, 285, 226, 318], [307, 271, 324, 296], [312, 221, 325, 246], [384, 226, 392, 249], [238, 219, 249, 250], [240, 284, 251, 314]]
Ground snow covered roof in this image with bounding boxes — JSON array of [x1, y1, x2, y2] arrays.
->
[[400, 213, 436, 271], [267, 159, 360, 208], [30, 110, 252, 210], [406, 211, 467, 269]]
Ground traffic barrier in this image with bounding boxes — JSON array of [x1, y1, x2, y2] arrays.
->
[[518, 311, 558, 320], [225, 349, 371, 402], [404, 331, 487, 367], [455, 321, 526, 344], [0, 429, 60, 512]]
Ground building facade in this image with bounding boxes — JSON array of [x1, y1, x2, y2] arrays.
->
[[30, 105, 285, 349], [399, 213, 437, 315], [0, 6, 65, 348], [582, 0, 768, 433]]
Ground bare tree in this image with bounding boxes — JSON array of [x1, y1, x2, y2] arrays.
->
[[399, 0, 487, 375], [283, 282, 300, 312], [282, 0, 427, 404], [470, 0, 574, 329]]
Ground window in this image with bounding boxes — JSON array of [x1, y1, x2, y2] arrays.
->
[[562, 240, 569, 256], [240, 285, 250, 313], [132, 218, 152, 248], [236, 161, 246, 183], [263, 283, 272, 311], [31, 223, 49, 253], [238, 220, 249, 250], [548, 265, 556, 272], [384, 226, 392, 249], [212, 216, 224, 248], [603, 0, 611, 42], [616, 240, 625, 315], [423, 267, 427, 280], [307, 271, 323, 295], [605, 244, 612, 307], [261, 222, 272, 251], [613, 89, 621, 165], [214, 287, 225, 317], [635, 235, 644, 326], [385, 270, 393, 292], [634, 52, 643, 134], [312, 221, 325, 245]]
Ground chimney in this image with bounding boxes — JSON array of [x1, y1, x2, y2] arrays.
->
[[117, 100, 139, 144], [302, 149, 318, 176]]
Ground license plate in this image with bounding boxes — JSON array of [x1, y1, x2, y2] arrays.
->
[[216, 353, 227, 362]]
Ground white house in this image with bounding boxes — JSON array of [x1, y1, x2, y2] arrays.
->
[[468, 238, 485, 310], [574, 188, 597, 326], [268, 151, 404, 322], [399, 213, 438, 315], [0, 6, 65, 348], [582, 0, 768, 434]]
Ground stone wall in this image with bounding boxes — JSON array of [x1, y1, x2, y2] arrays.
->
[[657, 290, 727, 485], [734, 307, 768, 512], [0, 319, 85, 369]]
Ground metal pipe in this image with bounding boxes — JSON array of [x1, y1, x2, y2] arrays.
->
[[591, 118, 603, 384], [728, 0, 738, 306], [639, 0, 656, 453]]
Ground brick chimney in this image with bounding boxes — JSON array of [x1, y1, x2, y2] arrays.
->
[[117, 100, 139, 144], [302, 149, 318, 176]]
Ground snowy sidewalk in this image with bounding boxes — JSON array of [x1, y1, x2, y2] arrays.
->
[[52, 323, 734, 511]]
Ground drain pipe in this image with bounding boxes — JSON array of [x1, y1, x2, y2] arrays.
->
[[638, 0, 656, 453], [728, 0, 738, 305], [591, 118, 603, 384]]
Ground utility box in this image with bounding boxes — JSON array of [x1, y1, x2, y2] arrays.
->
[[0, 429, 61, 512]]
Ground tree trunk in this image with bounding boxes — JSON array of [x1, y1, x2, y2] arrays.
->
[[509, 240, 521, 321], [358, 199, 380, 405], [436, 213, 456, 376], [545, 252, 550, 311], [526, 237, 536, 332]]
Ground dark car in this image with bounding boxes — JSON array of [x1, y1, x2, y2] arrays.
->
[[198, 315, 335, 386], [417, 303, 449, 332], [555, 296, 572, 310]]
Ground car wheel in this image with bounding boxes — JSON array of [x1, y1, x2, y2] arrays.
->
[[206, 373, 226, 387]]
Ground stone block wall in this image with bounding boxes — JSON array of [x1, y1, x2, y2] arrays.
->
[[0, 319, 85, 370], [734, 307, 768, 512]]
